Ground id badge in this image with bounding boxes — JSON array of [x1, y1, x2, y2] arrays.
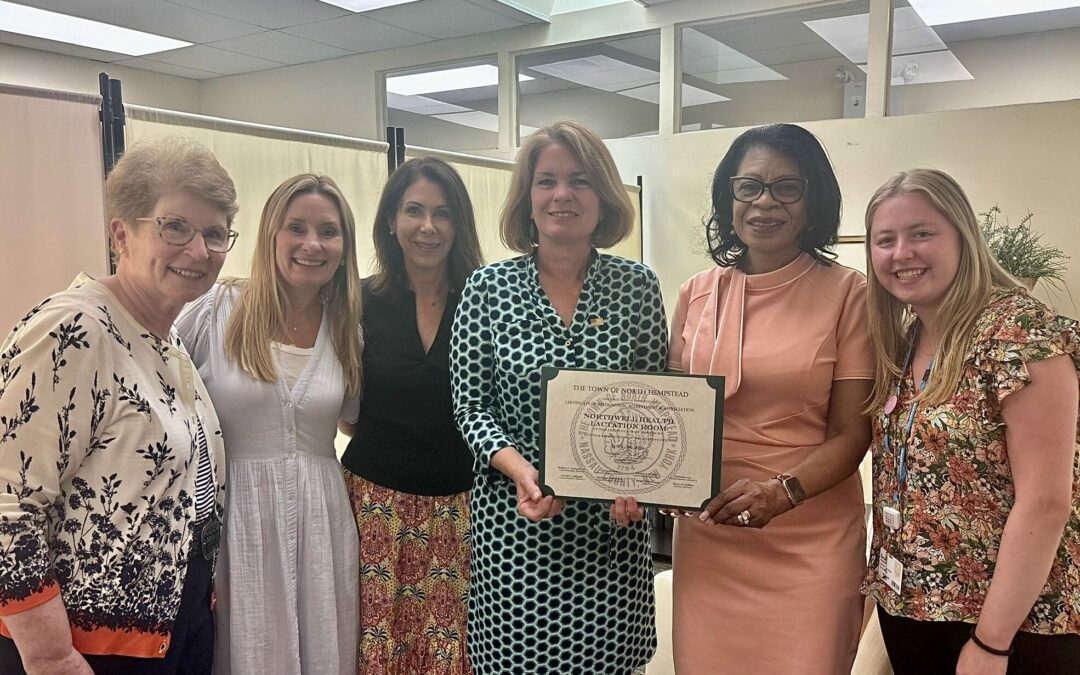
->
[[882, 553, 903, 594], [882, 506, 902, 531]]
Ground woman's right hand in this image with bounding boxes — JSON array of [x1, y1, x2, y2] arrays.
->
[[512, 463, 565, 522]]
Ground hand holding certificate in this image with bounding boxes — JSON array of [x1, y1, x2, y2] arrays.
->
[[539, 367, 724, 510]]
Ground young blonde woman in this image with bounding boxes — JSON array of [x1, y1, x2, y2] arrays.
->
[[863, 168, 1080, 675], [177, 174, 363, 675]]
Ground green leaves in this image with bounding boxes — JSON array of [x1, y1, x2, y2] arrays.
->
[[980, 206, 1069, 282]]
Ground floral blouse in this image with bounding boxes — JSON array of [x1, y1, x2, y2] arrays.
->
[[0, 276, 225, 657], [863, 288, 1080, 635]]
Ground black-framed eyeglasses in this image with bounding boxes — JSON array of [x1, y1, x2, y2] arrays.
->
[[729, 176, 808, 204], [136, 217, 238, 253]]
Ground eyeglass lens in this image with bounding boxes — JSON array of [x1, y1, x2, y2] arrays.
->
[[731, 178, 805, 204]]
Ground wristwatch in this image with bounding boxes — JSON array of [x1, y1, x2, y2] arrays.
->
[[773, 473, 806, 507]]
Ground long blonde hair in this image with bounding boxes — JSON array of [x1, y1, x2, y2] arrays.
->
[[864, 168, 1018, 411], [224, 174, 362, 396]]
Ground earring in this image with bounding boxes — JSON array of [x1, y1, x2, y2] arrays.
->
[[389, 228, 396, 236], [529, 219, 539, 248]]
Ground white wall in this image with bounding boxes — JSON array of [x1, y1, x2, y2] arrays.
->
[[0, 44, 201, 112]]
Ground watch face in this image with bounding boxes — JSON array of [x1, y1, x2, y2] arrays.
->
[[786, 477, 807, 504]]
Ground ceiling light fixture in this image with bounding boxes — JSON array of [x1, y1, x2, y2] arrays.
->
[[386, 64, 532, 96], [317, 0, 422, 11], [0, 0, 190, 55], [907, 0, 1080, 25]]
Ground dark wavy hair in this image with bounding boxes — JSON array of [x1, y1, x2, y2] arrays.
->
[[706, 124, 841, 267], [368, 156, 483, 294]]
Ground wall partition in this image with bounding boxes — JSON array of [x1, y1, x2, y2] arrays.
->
[[0, 84, 108, 334], [126, 106, 389, 280]]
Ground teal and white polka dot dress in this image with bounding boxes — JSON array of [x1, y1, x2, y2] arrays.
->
[[451, 252, 668, 675]]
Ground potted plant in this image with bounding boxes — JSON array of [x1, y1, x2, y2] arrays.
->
[[979, 206, 1069, 290]]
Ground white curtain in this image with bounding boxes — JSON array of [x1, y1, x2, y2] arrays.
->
[[0, 84, 107, 334], [406, 146, 643, 263], [126, 106, 389, 279]]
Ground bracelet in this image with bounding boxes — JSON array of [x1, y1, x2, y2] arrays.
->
[[969, 627, 1014, 657]]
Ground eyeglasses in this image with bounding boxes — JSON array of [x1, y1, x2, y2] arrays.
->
[[729, 176, 808, 204], [136, 217, 238, 253]]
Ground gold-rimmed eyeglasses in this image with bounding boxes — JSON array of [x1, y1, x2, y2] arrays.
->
[[135, 216, 238, 253]]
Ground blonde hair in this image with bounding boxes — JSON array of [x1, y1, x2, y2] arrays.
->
[[500, 119, 634, 253], [864, 168, 1018, 410], [107, 136, 238, 226], [224, 174, 362, 396]]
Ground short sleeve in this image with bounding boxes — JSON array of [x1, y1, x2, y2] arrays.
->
[[833, 274, 874, 381], [0, 304, 115, 614], [666, 278, 692, 373], [974, 292, 1080, 403], [175, 285, 221, 368]]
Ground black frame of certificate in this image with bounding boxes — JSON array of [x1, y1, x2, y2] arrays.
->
[[538, 366, 724, 510]]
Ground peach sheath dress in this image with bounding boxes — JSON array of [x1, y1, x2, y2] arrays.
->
[[669, 254, 872, 675]]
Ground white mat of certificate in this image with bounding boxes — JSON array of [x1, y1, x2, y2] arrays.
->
[[539, 367, 723, 510]]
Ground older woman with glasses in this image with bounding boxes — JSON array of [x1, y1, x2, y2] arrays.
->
[[667, 124, 873, 674], [0, 137, 236, 674], [177, 174, 363, 675]]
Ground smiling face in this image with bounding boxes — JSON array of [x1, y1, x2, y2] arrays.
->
[[869, 191, 962, 318], [114, 190, 228, 313], [731, 146, 807, 271], [530, 143, 601, 249], [274, 192, 344, 297], [393, 177, 455, 279]]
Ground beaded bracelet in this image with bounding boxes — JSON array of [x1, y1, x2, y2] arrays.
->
[[969, 628, 1015, 657]]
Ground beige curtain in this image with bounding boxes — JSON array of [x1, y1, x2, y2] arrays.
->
[[126, 106, 389, 279], [405, 146, 643, 263], [0, 84, 108, 334]]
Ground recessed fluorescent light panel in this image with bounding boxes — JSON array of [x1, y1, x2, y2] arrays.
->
[[550, 0, 629, 14], [318, 0, 421, 11], [682, 28, 788, 85], [386, 65, 532, 96], [386, 92, 470, 115], [907, 0, 1080, 25], [0, 0, 190, 55], [804, 7, 945, 64]]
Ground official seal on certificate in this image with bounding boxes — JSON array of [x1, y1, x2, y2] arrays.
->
[[539, 367, 724, 510]]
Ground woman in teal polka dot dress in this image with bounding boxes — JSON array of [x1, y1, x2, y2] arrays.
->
[[451, 120, 668, 675]]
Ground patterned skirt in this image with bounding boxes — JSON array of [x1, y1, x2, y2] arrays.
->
[[345, 471, 472, 675]]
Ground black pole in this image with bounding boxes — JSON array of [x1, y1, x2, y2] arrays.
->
[[395, 127, 406, 169], [110, 78, 125, 162], [99, 72, 114, 175], [636, 175, 645, 261]]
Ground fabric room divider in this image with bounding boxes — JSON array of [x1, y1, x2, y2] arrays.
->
[[0, 84, 108, 334], [126, 106, 390, 280]]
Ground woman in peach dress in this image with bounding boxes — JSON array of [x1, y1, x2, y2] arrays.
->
[[668, 124, 873, 674]]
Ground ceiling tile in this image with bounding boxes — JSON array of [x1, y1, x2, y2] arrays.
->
[[165, 0, 351, 30], [366, 0, 522, 39], [209, 30, 353, 64], [0, 29, 130, 61], [282, 12, 432, 52], [467, 0, 546, 23], [148, 44, 285, 75], [11, 0, 262, 42], [112, 56, 222, 79]]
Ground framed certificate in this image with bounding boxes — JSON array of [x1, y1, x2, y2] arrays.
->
[[538, 367, 723, 510]]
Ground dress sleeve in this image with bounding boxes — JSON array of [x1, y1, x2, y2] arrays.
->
[[666, 278, 692, 373], [175, 285, 219, 369], [633, 267, 669, 373], [975, 293, 1080, 404], [0, 305, 115, 615], [833, 274, 874, 381], [451, 269, 517, 471]]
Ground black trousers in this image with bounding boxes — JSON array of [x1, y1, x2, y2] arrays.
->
[[878, 605, 1080, 675], [0, 552, 213, 675]]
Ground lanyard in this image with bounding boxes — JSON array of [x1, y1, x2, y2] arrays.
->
[[883, 326, 933, 505]]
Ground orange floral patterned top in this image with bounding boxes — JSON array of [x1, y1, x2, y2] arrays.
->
[[863, 288, 1080, 635]]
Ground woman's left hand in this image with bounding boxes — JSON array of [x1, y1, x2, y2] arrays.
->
[[609, 496, 645, 527], [956, 639, 1008, 675], [698, 478, 790, 528]]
